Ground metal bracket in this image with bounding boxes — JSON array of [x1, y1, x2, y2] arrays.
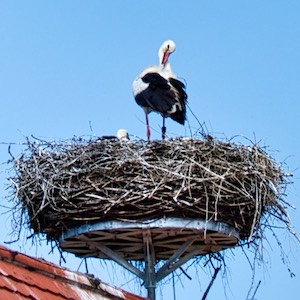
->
[[59, 218, 239, 300]]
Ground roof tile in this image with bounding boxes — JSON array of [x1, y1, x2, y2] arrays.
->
[[0, 245, 148, 300]]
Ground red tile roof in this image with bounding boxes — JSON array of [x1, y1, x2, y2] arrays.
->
[[0, 244, 147, 300]]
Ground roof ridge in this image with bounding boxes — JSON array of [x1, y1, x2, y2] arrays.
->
[[0, 245, 148, 300], [0, 245, 98, 288]]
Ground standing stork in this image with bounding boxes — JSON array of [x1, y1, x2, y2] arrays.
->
[[132, 40, 187, 141]]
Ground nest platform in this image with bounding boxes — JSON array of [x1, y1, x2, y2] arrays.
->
[[10, 137, 287, 243], [59, 218, 239, 261]]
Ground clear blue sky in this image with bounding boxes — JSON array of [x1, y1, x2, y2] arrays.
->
[[0, 1, 299, 299]]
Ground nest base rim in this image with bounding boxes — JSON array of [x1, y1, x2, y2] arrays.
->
[[59, 217, 240, 261]]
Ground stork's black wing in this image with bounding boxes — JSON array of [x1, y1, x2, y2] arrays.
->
[[134, 72, 187, 125], [168, 78, 188, 125], [135, 73, 178, 113]]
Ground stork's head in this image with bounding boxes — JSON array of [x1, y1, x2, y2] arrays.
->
[[158, 40, 176, 65], [117, 129, 130, 141]]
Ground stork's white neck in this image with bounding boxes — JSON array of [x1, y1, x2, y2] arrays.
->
[[158, 47, 165, 66], [162, 61, 173, 73]]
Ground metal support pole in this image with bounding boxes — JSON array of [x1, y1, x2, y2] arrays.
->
[[59, 218, 239, 299], [94, 244, 145, 280], [143, 228, 156, 300], [156, 237, 196, 282]]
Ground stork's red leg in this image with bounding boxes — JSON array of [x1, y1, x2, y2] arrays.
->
[[162, 116, 166, 140], [145, 114, 151, 141]]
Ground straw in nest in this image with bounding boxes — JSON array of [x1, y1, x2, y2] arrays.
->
[[8, 136, 289, 242]]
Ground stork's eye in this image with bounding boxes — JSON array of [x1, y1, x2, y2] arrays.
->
[[167, 44, 170, 50]]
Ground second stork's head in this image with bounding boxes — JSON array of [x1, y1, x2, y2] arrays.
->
[[158, 40, 176, 67]]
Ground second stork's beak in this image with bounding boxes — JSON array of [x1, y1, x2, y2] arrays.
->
[[161, 50, 170, 65]]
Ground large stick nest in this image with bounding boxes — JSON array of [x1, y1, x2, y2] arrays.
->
[[9, 136, 289, 241]]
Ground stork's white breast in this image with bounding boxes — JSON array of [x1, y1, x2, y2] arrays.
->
[[132, 76, 149, 97], [132, 65, 176, 97]]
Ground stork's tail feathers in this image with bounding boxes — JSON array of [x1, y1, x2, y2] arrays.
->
[[170, 112, 185, 125]]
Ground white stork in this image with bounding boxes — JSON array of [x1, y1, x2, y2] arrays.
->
[[117, 129, 130, 141], [132, 40, 187, 141]]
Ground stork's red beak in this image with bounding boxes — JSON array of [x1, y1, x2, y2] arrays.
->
[[162, 51, 170, 65]]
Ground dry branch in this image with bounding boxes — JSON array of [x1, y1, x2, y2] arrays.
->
[[8, 136, 289, 242]]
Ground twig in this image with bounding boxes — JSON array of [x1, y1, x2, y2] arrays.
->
[[248, 280, 261, 300], [201, 266, 221, 300], [6, 136, 290, 245]]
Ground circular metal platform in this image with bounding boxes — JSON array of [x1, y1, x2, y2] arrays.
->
[[59, 218, 239, 261]]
